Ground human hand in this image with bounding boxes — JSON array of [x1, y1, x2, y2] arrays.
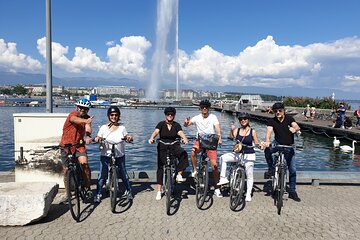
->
[[148, 138, 154, 144]]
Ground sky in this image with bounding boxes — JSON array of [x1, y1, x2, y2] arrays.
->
[[1, 0, 360, 99]]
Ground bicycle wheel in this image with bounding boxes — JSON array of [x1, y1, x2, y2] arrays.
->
[[277, 166, 285, 215], [165, 167, 172, 215], [195, 161, 209, 209], [109, 166, 119, 213], [66, 167, 80, 222], [229, 168, 246, 211]]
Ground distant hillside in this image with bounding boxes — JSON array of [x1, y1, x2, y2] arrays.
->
[[0, 71, 142, 88]]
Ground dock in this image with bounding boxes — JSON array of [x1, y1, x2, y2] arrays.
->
[[213, 105, 360, 142]]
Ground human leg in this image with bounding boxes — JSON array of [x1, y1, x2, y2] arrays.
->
[[207, 149, 220, 188], [284, 148, 296, 193], [244, 159, 255, 201], [264, 146, 277, 173], [78, 154, 91, 189], [218, 152, 237, 185], [116, 156, 132, 192]]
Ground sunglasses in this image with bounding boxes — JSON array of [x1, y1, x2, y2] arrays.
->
[[275, 109, 284, 113], [239, 118, 248, 121], [200, 106, 208, 110], [166, 113, 175, 116], [110, 113, 119, 117], [78, 106, 89, 111]]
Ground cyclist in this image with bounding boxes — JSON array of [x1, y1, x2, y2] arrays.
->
[[148, 107, 189, 201], [263, 102, 301, 202], [184, 99, 223, 198], [217, 112, 262, 202], [60, 98, 93, 193], [93, 106, 134, 203]]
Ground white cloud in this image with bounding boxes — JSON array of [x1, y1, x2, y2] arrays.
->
[[107, 36, 152, 76], [170, 35, 360, 93], [0, 39, 42, 72], [37, 36, 151, 77], [106, 41, 115, 47]]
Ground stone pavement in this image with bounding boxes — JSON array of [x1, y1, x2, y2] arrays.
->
[[1, 180, 360, 240]]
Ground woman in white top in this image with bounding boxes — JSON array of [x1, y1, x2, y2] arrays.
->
[[93, 106, 133, 203]]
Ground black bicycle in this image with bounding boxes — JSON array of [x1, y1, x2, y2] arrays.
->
[[271, 144, 293, 215], [195, 134, 219, 209], [158, 139, 179, 215], [99, 138, 131, 213], [53, 143, 90, 222], [229, 143, 256, 211]]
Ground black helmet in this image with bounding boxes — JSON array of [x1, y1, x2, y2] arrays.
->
[[164, 107, 176, 115], [272, 102, 285, 110], [199, 99, 211, 108], [237, 112, 250, 120], [107, 106, 120, 120]]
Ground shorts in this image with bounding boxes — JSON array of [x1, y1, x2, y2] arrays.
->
[[192, 140, 217, 161], [60, 147, 87, 165]]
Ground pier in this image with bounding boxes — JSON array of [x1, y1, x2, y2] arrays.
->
[[213, 105, 360, 142]]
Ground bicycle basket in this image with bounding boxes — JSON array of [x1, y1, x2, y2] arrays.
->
[[199, 134, 219, 150]]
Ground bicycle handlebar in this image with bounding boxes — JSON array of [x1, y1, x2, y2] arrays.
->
[[157, 139, 182, 145]]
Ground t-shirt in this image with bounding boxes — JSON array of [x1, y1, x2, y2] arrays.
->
[[60, 110, 90, 146], [267, 115, 296, 145], [97, 124, 128, 158], [191, 113, 219, 136], [155, 121, 182, 143]]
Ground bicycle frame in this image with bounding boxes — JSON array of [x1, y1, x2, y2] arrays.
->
[[271, 144, 293, 215], [229, 143, 254, 210], [158, 139, 179, 215]]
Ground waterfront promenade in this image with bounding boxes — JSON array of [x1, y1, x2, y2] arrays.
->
[[1, 176, 360, 239]]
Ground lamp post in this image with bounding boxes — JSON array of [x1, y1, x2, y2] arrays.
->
[[46, 0, 53, 113]]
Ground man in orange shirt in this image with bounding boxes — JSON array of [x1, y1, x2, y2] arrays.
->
[[60, 98, 93, 191]]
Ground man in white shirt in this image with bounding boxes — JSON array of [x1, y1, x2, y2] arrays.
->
[[184, 99, 223, 197]]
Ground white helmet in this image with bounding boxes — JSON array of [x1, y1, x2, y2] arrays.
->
[[75, 98, 91, 108]]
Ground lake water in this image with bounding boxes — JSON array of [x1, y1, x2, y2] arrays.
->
[[1, 106, 360, 172]]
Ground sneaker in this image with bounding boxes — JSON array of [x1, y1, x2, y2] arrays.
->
[[214, 189, 223, 198], [288, 192, 301, 202], [155, 191, 162, 201], [94, 194, 102, 203], [217, 177, 229, 186], [191, 171, 197, 178], [245, 194, 252, 202], [176, 174, 185, 183]]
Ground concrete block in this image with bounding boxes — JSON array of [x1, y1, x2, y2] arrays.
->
[[0, 182, 58, 226]]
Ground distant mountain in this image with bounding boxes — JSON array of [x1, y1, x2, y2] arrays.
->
[[0, 71, 142, 88], [0, 71, 357, 99]]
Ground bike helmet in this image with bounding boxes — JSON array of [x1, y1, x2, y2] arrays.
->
[[272, 102, 285, 110], [199, 99, 211, 108], [164, 107, 176, 115], [107, 106, 120, 120], [75, 98, 91, 108], [237, 112, 250, 120]]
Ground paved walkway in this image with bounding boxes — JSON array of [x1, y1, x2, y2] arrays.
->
[[1, 180, 360, 240]]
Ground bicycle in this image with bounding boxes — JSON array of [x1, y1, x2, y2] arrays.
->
[[195, 134, 219, 209], [157, 139, 180, 215], [98, 137, 131, 213], [228, 143, 256, 211], [270, 144, 294, 215], [45, 143, 90, 222]]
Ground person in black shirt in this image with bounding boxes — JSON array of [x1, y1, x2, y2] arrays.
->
[[263, 102, 302, 202], [148, 107, 189, 200]]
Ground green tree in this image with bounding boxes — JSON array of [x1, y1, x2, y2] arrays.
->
[[12, 85, 28, 95]]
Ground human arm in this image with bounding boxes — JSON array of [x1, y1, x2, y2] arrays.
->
[[214, 123, 222, 145], [289, 121, 300, 133], [148, 128, 160, 144], [177, 130, 188, 144], [264, 126, 273, 148]]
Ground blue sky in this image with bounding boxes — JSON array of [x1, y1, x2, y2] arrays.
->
[[1, 0, 360, 99]]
